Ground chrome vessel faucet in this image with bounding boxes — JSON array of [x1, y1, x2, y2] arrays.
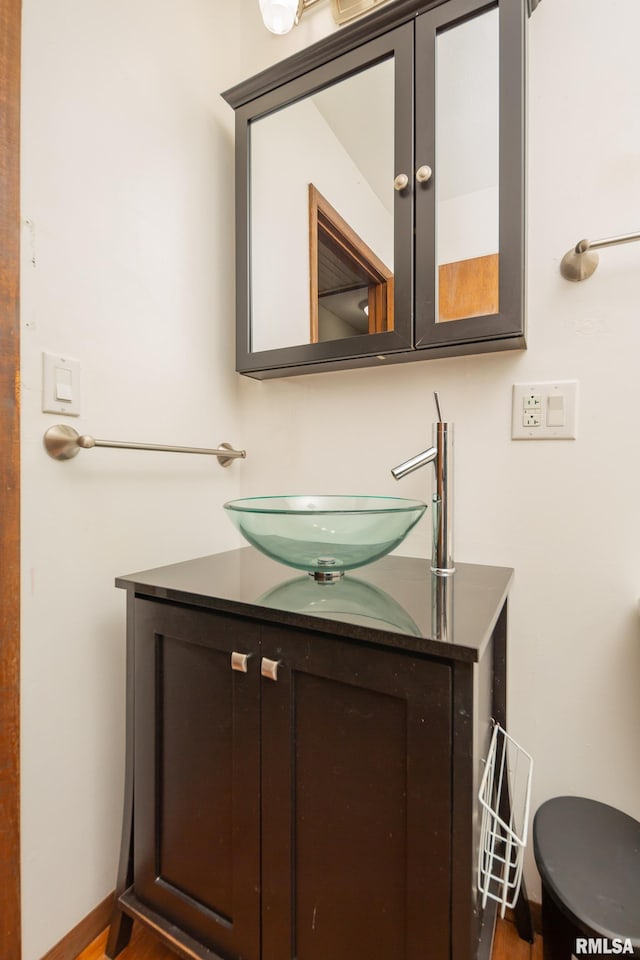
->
[[391, 393, 455, 576]]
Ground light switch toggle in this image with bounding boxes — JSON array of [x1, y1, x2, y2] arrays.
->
[[55, 367, 73, 402], [42, 352, 81, 416], [547, 394, 565, 427]]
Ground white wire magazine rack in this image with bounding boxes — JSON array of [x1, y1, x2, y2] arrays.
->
[[478, 722, 534, 917]]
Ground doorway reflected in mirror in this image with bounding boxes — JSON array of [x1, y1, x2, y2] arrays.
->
[[309, 184, 394, 342]]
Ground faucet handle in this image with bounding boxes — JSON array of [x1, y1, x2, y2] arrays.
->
[[391, 446, 438, 480]]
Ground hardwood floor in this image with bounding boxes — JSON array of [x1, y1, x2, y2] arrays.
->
[[493, 917, 544, 960], [76, 917, 543, 960], [75, 925, 175, 960]]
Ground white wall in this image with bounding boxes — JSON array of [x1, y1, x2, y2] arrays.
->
[[20, 2, 247, 956], [20, 0, 640, 954]]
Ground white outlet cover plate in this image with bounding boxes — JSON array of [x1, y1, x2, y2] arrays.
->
[[511, 381, 578, 440]]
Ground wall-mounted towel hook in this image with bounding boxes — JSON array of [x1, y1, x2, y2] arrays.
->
[[560, 230, 640, 281], [43, 424, 246, 468]]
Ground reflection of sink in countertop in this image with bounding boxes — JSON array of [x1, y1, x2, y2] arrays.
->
[[257, 575, 422, 637], [224, 495, 426, 581]]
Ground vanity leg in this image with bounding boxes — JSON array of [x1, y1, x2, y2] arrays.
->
[[513, 877, 535, 944], [106, 593, 136, 958], [492, 601, 534, 944], [105, 741, 134, 957], [105, 907, 133, 959]]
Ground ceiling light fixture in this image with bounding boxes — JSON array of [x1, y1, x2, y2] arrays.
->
[[258, 0, 392, 35], [258, 0, 321, 35]]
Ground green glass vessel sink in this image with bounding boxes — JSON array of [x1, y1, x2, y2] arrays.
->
[[223, 495, 426, 580]]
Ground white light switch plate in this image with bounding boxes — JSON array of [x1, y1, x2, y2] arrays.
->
[[511, 381, 578, 440], [42, 352, 81, 416]]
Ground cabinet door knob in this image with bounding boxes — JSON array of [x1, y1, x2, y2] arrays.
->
[[231, 651, 251, 673], [393, 173, 409, 192], [416, 165, 433, 184], [261, 657, 281, 682]]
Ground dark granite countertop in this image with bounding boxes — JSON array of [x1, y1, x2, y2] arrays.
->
[[116, 548, 512, 663]]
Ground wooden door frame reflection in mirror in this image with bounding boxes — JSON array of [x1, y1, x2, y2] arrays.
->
[[438, 252, 499, 322], [308, 184, 394, 343]]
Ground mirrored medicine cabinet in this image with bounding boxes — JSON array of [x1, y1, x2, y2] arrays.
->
[[223, 0, 528, 379]]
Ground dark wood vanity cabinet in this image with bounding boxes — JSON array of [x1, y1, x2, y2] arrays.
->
[[124, 600, 451, 960], [223, 0, 527, 379], [107, 550, 520, 960]]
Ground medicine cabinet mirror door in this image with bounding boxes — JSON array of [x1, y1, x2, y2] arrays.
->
[[236, 25, 414, 376], [414, 0, 525, 352]]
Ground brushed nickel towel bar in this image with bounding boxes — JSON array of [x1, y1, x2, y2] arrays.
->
[[44, 424, 246, 467], [560, 230, 640, 281]]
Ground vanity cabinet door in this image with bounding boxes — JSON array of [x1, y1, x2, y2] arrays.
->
[[233, 25, 414, 377], [133, 600, 261, 960], [259, 623, 453, 960]]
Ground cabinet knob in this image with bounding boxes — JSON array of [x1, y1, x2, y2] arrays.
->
[[261, 657, 281, 682], [393, 173, 409, 192], [416, 165, 433, 184], [231, 651, 251, 673]]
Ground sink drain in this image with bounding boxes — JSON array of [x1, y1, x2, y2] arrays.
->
[[311, 557, 343, 582]]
